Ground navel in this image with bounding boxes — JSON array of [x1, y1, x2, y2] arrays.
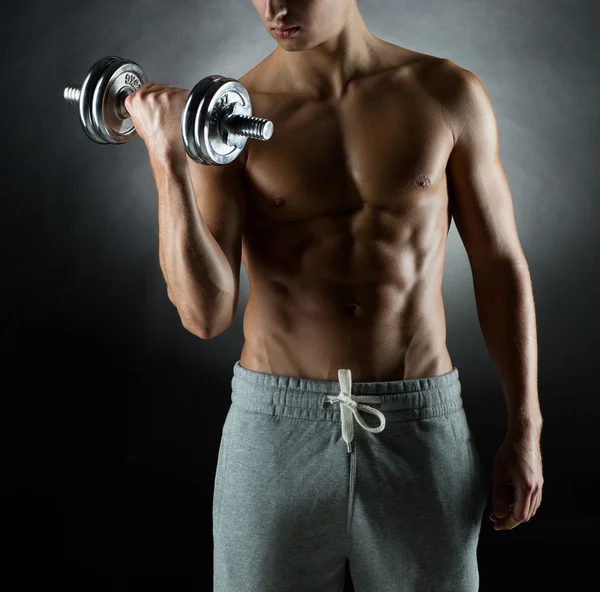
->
[[342, 303, 364, 317]]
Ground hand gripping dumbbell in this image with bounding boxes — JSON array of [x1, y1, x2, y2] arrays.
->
[[63, 56, 274, 165]]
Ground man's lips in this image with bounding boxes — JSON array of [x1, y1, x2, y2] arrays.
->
[[272, 25, 300, 38]]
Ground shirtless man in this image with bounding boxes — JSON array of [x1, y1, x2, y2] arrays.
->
[[125, 0, 543, 589]]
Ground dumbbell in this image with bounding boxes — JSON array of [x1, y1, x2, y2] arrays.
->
[[63, 56, 274, 165]]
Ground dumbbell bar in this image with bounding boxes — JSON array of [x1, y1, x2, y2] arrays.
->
[[63, 56, 274, 165]]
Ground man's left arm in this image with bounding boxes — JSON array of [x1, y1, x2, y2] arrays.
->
[[442, 61, 543, 527]]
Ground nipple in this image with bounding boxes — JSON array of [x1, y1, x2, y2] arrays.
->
[[413, 173, 432, 190]]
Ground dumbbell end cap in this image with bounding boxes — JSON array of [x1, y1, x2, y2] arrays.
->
[[262, 121, 274, 140], [64, 84, 82, 105]]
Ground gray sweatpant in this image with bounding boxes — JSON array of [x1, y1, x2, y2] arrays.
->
[[213, 361, 487, 591]]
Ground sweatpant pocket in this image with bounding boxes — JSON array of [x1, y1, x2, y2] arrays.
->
[[467, 436, 488, 525], [448, 408, 488, 527], [212, 409, 234, 535]]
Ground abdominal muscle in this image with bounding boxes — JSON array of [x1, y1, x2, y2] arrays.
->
[[236, 45, 458, 382], [238, 204, 454, 382]]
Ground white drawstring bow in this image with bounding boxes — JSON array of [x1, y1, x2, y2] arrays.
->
[[324, 369, 386, 452]]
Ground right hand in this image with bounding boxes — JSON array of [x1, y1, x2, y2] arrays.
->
[[123, 82, 191, 153]]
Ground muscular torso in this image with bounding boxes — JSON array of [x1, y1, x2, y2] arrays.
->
[[236, 43, 457, 382]]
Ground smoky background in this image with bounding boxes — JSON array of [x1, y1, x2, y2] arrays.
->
[[1, 0, 598, 587]]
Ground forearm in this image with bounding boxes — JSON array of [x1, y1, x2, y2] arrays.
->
[[472, 259, 542, 436], [148, 146, 235, 337]]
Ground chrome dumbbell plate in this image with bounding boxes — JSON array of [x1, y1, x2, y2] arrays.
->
[[183, 76, 253, 165], [66, 56, 274, 164], [76, 56, 148, 144]]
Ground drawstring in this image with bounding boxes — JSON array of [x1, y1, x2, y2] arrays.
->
[[324, 369, 386, 453]]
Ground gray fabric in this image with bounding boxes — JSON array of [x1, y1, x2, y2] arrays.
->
[[213, 361, 487, 591]]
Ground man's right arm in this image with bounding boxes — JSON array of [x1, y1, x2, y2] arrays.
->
[[147, 144, 247, 339]]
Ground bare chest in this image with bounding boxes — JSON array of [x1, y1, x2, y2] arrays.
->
[[241, 75, 454, 229]]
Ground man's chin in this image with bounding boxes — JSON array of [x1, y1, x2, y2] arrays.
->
[[277, 45, 307, 52], [272, 36, 315, 52]]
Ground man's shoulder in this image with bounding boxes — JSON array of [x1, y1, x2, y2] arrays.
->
[[366, 44, 475, 106], [236, 52, 276, 93], [422, 55, 480, 102], [403, 51, 484, 142], [392, 47, 474, 98]]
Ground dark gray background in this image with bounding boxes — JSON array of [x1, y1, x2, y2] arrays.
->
[[2, 0, 598, 587]]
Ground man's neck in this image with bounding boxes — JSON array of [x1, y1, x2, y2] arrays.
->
[[272, 21, 383, 100]]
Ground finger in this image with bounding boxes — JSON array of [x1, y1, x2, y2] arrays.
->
[[128, 86, 174, 109], [135, 82, 174, 97], [531, 487, 542, 518], [492, 473, 511, 519], [125, 81, 157, 105], [524, 484, 536, 521], [524, 488, 535, 521], [136, 81, 158, 92], [492, 514, 519, 530], [147, 86, 175, 98], [529, 490, 538, 518], [513, 479, 533, 522], [494, 507, 518, 529], [500, 514, 521, 530]]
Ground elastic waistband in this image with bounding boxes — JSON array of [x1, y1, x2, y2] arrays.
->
[[230, 361, 463, 423]]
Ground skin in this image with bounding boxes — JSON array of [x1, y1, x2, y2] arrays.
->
[[180, 0, 543, 528], [232, 2, 455, 381]]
